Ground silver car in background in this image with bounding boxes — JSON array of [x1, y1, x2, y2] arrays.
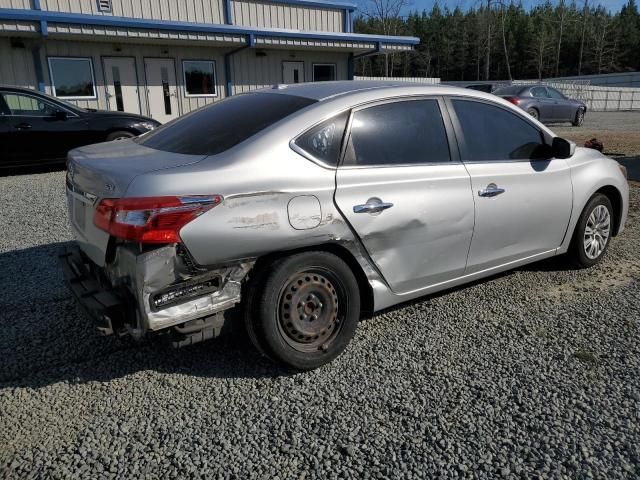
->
[[493, 84, 588, 126], [62, 81, 629, 370]]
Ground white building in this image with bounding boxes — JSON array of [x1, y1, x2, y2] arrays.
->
[[0, 0, 418, 122]]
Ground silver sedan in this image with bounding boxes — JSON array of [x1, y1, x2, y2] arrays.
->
[[62, 81, 629, 370]]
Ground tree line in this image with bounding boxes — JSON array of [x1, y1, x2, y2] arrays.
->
[[354, 0, 640, 81]]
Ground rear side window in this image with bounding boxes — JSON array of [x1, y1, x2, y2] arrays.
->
[[138, 93, 317, 155], [530, 86, 549, 98], [293, 111, 349, 166], [452, 99, 547, 161], [547, 87, 565, 99], [342, 99, 451, 167]]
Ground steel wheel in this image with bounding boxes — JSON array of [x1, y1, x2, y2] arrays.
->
[[583, 204, 611, 260], [277, 269, 343, 353]]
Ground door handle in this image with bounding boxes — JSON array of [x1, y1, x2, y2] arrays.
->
[[353, 199, 394, 214], [478, 183, 505, 197], [14, 122, 32, 130]]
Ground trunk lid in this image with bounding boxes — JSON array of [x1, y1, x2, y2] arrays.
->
[[66, 139, 206, 266]]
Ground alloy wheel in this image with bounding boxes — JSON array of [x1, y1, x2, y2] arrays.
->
[[583, 205, 611, 260]]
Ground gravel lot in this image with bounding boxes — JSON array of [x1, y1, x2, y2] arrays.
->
[[1, 169, 639, 479]]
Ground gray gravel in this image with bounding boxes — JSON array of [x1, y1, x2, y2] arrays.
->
[[1, 169, 639, 479]]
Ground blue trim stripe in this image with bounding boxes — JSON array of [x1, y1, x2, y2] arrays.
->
[[33, 0, 41, 10], [267, 0, 356, 10], [39, 18, 47, 36], [0, 8, 418, 45]]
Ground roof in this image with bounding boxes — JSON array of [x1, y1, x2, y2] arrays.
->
[[262, 80, 458, 101]]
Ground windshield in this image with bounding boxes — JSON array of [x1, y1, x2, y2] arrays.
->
[[137, 92, 317, 155], [493, 86, 525, 96]]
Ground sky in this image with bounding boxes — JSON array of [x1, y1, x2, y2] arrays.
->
[[354, 0, 630, 15]]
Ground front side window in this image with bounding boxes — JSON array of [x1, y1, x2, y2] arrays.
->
[[452, 99, 547, 161], [343, 99, 451, 167], [1, 93, 58, 116], [183, 60, 217, 97], [294, 111, 349, 166], [48, 57, 96, 99], [138, 92, 317, 155], [313, 64, 336, 82]]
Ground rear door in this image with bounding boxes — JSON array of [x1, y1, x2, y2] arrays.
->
[[547, 87, 574, 121], [334, 98, 475, 294], [530, 86, 555, 121], [448, 98, 573, 273]]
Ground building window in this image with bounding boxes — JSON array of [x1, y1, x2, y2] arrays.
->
[[48, 57, 97, 99], [183, 60, 217, 97], [313, 64, 336, 82]]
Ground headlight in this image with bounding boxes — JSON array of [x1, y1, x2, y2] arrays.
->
[[137, 121, 158, 131]]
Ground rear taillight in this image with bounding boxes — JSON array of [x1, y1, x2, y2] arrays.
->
[[94, 195, 222, 244], [504, 96, 520, 106]]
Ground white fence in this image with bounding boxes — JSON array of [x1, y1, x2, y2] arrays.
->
[[354, 76, 640, 111]]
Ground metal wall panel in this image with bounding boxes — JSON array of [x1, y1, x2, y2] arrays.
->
[[40, 0, 226, 24], [38, 39, 227, 113], [0, 37, 38, 88], [232, 49, 348, 93], [231, 0, 344, 32], [0, 0, 32, 8]]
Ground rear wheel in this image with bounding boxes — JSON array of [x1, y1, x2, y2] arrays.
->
[[572, 108, 585, 127], [569, 193, 613, 268], [244, 252, 360, 370], [106, 131, 135, 141], [527, 107, 539, 120]]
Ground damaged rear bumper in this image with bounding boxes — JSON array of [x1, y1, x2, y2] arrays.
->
[[60, 243, 253, 342]]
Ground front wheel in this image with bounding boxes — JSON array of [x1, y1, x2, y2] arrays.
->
[[572, 108, 585, 127], [569, 193, 613, 268], [244, 252, 360, 370]]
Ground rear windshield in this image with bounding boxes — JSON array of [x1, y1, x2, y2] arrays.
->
[[492, 86, 525, 96], [137, 92, 317, 155]]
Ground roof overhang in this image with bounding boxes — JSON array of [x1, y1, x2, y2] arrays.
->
[[0, 8, 418, 53]]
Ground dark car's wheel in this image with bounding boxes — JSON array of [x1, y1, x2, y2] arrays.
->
[[572, 108, 585, 127], [569, 193, 613, 268], [527, 107, 539, 120], [244, 252, 360, 370], [106, 131, 135, 141]]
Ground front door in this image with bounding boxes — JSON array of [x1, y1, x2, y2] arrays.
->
[[335, 98, 475, 294], [283, 61, 304, 84], [103, 57, 141, 114], [0, 90, 88, 165], [144, 58, 179, 123], [448, 98, 573, 273]]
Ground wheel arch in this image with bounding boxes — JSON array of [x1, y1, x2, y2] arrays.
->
[[595, 185, 623, 236], [251, 242, 375, 317]]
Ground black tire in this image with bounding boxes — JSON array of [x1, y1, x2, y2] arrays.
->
[[568, 193, 613, 268], [106, 131, 135, 141], [244, 252, 360, 370], [527, 107, 539, 120], [572, 108, 585, 127]]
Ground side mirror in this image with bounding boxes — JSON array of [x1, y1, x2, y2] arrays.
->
[[551, 137, 576, 159], [54, 110, 68, 121]]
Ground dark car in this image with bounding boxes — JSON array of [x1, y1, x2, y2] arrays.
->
[[0, 86, 161, 168], [492, 85, 587, 126], [465, 83, 496, 93]]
